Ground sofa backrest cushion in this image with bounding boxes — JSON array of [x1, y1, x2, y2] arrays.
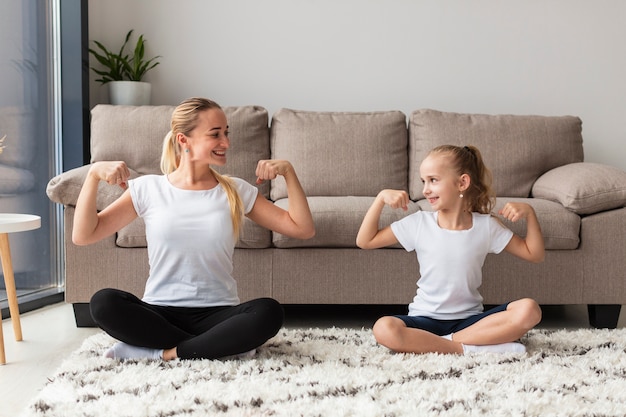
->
[[270, 109, 408, 200], [90, 105, 174, 175], [408, 109, 584, 200]]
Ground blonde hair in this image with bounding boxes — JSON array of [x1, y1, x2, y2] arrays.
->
[[429, 145, 495, 214], [161, 97, 244, 239]]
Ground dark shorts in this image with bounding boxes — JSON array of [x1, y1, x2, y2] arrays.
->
[[394, 303, 510, 336]]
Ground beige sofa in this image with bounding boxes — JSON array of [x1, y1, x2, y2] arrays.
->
[[47, 105, 626, 328]]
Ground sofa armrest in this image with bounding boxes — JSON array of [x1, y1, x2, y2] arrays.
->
[[46, 164, 140, 210], [532, 162, 626, 215]]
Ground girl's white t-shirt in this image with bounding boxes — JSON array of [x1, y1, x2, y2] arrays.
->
[[391, 211, 513, 320], [129, 175, 258, 307]]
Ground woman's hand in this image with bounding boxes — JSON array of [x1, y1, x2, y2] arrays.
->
[[90, 161, 131, 189], [255, 159, 292, 184]]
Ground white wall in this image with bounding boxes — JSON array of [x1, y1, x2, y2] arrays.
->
[[88, 0, 626, 171]]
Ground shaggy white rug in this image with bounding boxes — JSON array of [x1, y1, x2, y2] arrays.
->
[[23, 327, 626, 417]]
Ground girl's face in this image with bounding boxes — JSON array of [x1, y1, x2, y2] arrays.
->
[[182, 108, 230, 166], [419, 153, 466, 211]]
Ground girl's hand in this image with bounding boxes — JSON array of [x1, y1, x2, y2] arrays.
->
[[90, 161, 131, 189], [378, 189, 409, 211], [498, 202, 533, 223], [255, 160, 293, 184]]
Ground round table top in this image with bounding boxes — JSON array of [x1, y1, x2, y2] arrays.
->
[[0, 213, 41, 233]]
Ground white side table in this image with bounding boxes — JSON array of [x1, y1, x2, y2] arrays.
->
[[0, 213, 41, 364]]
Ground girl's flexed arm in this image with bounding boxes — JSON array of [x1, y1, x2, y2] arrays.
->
[[73, 161, 138, 246], [500, 202, 545, 263], [356, 189, 407, 249]]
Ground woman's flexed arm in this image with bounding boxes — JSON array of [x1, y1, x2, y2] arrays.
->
[[73, 161, 138, 246], [247, 160, 315, 239]]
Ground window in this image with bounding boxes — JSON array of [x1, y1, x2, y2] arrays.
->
[[0, 1, 65, 313]]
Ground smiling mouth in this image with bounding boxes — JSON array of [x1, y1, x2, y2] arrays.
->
[[213, 150, 226, 157]]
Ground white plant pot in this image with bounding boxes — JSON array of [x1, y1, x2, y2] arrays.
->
[[108, 81, 152, 105]]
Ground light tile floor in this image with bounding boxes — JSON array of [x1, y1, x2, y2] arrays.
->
[[1, 302, 624, 417]]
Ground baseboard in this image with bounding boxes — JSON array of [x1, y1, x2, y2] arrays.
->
[[1, 290, 64, 319], [73, 302, 97, 327]]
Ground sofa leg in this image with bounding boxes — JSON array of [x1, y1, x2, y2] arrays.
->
[[587, 304, 622, 329], [72, 303, 97, 328]]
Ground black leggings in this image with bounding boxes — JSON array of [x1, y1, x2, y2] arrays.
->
[[89, 288, 284, 360]]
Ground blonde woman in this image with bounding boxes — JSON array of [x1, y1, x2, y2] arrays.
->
[[74, 98, 315, 361], [357, 145, 543, 355]]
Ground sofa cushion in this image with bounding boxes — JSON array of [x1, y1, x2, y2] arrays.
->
[[272, 196, 420, 248], [90, 105, 174, 175], [416, 197, 580, 250], [408, 109, 584, 200], [270, 109, 408, 200], [532, 162, 626, 215]]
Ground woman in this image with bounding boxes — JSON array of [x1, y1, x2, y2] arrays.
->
[[74, 97, 315, 360]]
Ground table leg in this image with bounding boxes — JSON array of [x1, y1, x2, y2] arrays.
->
[[0, 233, 22, 344]]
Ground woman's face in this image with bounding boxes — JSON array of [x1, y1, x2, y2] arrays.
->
[[184, 108, 230, 166], [419, 153, 464, 211]]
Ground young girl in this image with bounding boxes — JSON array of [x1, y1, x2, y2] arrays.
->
[[356, 145, 544, 354], [74, 97, 315, 361]]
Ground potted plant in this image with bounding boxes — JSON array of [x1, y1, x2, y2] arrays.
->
[[89, 30, 161, 105]]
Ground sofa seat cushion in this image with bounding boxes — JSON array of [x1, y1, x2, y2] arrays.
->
[[417, 197, 580, 250], [0, 164, 35, 195], [272, 196, 420, 248], [408, 109, 584, 200], [270, 109, 408, 200], [532, 162, 626, 215]]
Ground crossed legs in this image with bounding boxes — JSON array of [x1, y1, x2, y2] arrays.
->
[[372, 298, 542, 354], [90, 288, 284, 360]]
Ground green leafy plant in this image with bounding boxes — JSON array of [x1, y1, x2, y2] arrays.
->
[[89, 30, 161, 85]]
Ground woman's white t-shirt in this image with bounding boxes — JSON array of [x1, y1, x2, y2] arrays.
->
[[390, 211, 513, 320], [129, 175, 258, 307]]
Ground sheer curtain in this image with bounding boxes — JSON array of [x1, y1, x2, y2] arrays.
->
[[0, 1, 63, 311]]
